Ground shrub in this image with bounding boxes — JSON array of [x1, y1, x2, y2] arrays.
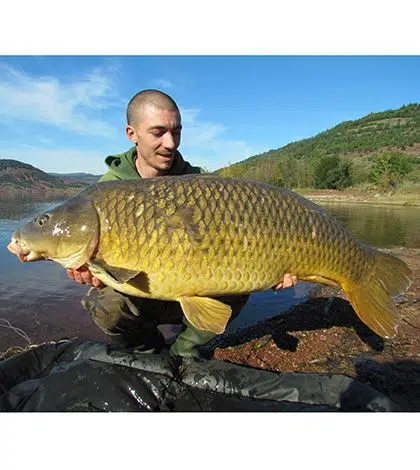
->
[[314, 156, 352, 190], [368, 152, 413, 192]]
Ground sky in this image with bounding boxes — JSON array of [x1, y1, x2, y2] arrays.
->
[[0, 55, 419, 175]]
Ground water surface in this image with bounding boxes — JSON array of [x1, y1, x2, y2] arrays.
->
[[321, 202, 420, 248]]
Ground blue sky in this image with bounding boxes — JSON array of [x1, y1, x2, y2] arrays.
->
[[0, 56, 419, 175]]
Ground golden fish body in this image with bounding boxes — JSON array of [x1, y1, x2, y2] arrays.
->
[[7, 176, 413, 338], [91, 178, 364, 297]]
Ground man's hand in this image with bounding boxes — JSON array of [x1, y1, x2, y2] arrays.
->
[[66, 266, 105, 288], [273, 273, 298, 291]]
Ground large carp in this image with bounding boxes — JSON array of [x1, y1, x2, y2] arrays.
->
[[7, 176, 413, 338]]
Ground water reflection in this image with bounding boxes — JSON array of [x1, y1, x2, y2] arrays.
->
[[320, 203, 420, 248], [0, 196, 66, 220]]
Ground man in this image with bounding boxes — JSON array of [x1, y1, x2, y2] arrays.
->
[[67, 89, 298, 358]]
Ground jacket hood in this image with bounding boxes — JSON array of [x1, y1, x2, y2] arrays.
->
[[101, 146, 201, 181]]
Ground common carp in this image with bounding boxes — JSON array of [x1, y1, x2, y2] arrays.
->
[[7, 176, 413, 338]]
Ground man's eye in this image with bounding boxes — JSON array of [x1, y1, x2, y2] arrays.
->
[[151, 130, 164, 137]]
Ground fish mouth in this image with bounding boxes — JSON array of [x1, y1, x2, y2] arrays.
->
[[7, 236, 44, 262]]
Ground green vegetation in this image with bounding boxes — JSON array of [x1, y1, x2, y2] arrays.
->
[[216, 104, 420, 193], [313, 156, 352, 190], [368, 152, 414, 192]]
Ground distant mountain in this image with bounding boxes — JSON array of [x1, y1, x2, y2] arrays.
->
[[49, 172, 102, 185], [215, 103, 420, 191], [0, 159, 88, 198]]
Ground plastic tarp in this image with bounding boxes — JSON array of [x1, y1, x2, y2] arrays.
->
[[0, 340, 401, 412]]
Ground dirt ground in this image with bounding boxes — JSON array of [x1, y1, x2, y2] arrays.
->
[[213, 247, 420, 410]]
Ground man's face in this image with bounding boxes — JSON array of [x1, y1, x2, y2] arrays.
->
[[127, 105, 182, 174]]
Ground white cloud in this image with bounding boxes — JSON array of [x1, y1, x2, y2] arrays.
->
[[207, 140, 258, 170], [180, 107, 201, 124], [179, 108, 255, 170], [153, 78, 175, 89], [183, 140, 258, 171], [180, 107, 227, 147], [37, 136, 52, 145], [182, 122, 227, 147], [0, 63, 121, 138]]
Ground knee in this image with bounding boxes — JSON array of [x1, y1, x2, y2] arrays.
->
[[81, 287, 128, 333]]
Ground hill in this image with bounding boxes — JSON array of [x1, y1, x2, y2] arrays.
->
[[216, 103, 420, 193], [0, 159, 88, 198], [49, 172, 102, 185]]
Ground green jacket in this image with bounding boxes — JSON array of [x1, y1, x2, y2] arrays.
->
[[99, 146, 202, 182], [96, 146, 246, 357]]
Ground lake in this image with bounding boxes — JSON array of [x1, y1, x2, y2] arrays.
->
[[0, 197, 419, 352]]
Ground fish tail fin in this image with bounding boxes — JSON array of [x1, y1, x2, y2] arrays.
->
[[342, 250, 413, 338]]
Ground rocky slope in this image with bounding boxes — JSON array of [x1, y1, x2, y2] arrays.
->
[[0, 159, 88, 198]]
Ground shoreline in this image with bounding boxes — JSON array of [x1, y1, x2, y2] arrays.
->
[[301, 190, 420, 207], [1, 186, 419, 207]]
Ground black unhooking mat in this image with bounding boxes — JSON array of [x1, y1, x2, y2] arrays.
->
[[0, 340, 401, 412]]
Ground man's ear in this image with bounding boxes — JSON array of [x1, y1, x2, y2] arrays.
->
[[126, 125, 138, 144]]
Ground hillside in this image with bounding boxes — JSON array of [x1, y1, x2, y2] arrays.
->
[[49, 172, 102, 185], [216, 103, 420, 193], [0, 159, 88, 198]]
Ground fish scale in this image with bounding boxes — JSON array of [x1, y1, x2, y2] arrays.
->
[[7, 175, 413, 337]]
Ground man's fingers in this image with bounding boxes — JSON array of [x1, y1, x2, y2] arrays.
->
[[66, 266, 100, 286], [272, 273, 299, 291], [92, 277, 105, 288], [73, 270, 84, 284], [282, 273, 293, 289], [81, 271, 92, 284]]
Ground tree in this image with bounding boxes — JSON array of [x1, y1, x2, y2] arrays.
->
[[314, 156, 352, 190], [369, 152, 413, 192]]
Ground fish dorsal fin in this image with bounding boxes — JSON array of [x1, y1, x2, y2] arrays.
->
[[177, 296, 232, 334], [87, 260, 141, 284]]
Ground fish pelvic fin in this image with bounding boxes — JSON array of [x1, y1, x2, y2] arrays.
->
[[177, 296, 232, 334], [343, 250, 413, 338], [300, 275, 339, 287]]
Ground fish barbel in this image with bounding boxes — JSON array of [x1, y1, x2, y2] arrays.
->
[[7, 176, 413, 337]]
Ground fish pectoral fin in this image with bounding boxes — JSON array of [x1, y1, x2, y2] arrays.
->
[[87, 260, 141, 284], [300, 275, 340, 288], [177, 296, 232, 334], [105, 266, 142, 283]]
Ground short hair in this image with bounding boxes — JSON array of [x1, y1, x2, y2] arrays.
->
[[126, 89, 180, 125]]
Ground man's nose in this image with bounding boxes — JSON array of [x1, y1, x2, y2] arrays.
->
[[162, 132, 177, 150]]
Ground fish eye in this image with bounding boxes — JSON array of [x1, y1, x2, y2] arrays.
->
[[35, 214, 50, 227]]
